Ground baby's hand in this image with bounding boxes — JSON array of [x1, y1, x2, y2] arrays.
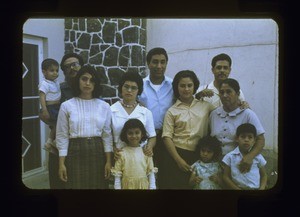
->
[[209, 174, 218, 183], [191, 175, 203, 185]]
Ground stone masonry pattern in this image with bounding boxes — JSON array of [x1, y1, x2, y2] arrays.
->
[[64, 18, 147, 105]]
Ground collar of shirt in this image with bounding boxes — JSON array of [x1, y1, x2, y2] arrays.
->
[[231, 147, 243, 156], [216, 106, 245, 118], [111, 101, 146, 115], [144, 75, 173, 86], [174, 97, 200, 108]]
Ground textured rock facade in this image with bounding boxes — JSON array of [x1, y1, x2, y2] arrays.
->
[[64, 18, 147, 104]]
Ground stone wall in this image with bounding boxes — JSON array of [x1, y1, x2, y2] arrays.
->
[[64, 18, 147, 104]]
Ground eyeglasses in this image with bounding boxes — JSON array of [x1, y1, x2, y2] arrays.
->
[[215, 65, 229, 70], [123, 84, 138, 91], [63, 62, 81, 70]]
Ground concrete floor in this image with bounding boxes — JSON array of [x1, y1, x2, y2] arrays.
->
[[22, 170, 50, 189]]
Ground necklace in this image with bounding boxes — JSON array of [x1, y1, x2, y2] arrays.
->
[[120, 100, 137, 108]]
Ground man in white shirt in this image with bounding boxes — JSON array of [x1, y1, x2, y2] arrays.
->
[[195, 53, 246, 108]]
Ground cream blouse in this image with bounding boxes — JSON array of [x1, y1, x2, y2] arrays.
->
[[162, 98, 215, 151]]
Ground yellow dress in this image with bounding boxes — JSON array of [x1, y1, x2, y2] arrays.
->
[[111, 146, 157, 189]]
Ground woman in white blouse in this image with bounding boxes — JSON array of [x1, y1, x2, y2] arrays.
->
[[111, 71, 156, 159], [56, 65, 113, 189]]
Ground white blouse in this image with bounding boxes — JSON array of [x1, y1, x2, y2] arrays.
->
[[56, 97, 113, 156], [111, 101, 156, 149]]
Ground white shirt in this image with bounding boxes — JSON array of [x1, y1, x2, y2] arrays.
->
[[56, 97, 113, 156], [222, 147, 267, 189], [111, 101, 156, 149], [38, 79, 61, 102], [198, 81, 245, 108]]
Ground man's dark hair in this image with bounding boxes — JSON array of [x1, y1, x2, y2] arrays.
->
[[60, 53, 84, 71], [146, 47, 168, 65], [211, 53, 232, 68]]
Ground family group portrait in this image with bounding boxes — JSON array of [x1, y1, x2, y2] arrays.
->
[[22, 18, 279, 191]]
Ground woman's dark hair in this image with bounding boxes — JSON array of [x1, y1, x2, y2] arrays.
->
[[118, 71, 144, 96], [71, 64, 102, 98], [60, 53, 84, 72], [172, 70, 200, 99], [195, 136, 222, 162], [120, 119, 149, 144], [211, 53, 232, 68], [219, 78, 240, 94], [146, 47, 168, 65]]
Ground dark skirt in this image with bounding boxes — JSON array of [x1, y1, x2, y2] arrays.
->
[[65, 137, 107, 189], [163, 146, 197, 189]]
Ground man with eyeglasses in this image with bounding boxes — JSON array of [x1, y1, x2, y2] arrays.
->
[[195, 53, 246, 108], [59, 53, 84, 102], [39, 52, 84, 189]]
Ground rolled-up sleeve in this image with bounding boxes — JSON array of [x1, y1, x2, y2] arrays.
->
[[56, 102, 69, 156], [162, 110, 174, 139]]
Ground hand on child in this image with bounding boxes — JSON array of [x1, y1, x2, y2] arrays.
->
[[239, 162, 251, 173], [143, 145, 153, 157], [239, 155, 253, 173], [176, 158, 192, 172], [209, 174, 220, 184], [113, 147, 123, 160]]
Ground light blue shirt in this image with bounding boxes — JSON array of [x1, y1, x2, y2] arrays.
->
[[139, 75, 175, 130], [222, 147, 267, 189], [209, 107, 265, 155]]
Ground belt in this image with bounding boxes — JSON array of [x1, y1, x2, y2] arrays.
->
[[70, 137, 101, 142]]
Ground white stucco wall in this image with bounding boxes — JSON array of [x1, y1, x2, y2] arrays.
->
[[23, 18, 65, 83], [146, 19, 279, 152]]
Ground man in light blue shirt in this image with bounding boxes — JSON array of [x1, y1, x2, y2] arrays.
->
[[139, 47, 175, 188]]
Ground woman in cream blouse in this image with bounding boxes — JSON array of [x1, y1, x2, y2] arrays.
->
[[162, 70, 215, 189]]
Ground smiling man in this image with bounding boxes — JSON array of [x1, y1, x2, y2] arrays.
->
[[139, 47, 175, 189], [196, 53, 245, 108]]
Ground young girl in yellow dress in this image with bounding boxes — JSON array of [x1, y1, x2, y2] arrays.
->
[[111, 119, 157, 189]]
